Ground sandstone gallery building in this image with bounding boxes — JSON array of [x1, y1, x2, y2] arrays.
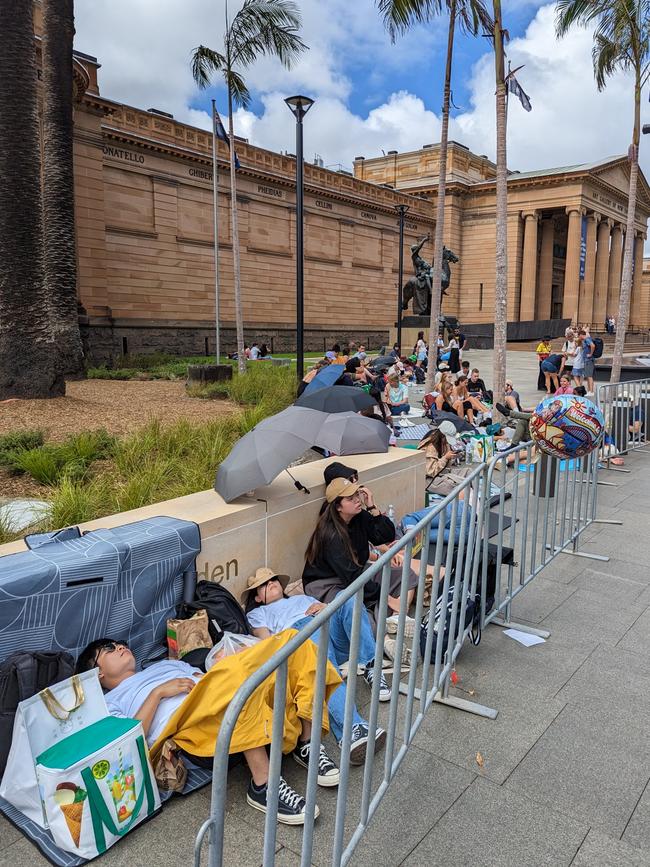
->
[[62, 45, 650, 361]]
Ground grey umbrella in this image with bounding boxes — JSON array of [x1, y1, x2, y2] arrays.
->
[[315, 412, 391, 455], [214, 406, 328, 502], [296, 385, 377, 414], [430, 410, 475, 433]]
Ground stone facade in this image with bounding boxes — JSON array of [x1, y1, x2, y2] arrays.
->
[[355, 145, 650, 333], [31, 4, 650, 361]]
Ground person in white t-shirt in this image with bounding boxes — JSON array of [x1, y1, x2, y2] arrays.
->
[[244, 568, 388, 766], [249, 342, 261, 360], [76, 637, 338, 825]]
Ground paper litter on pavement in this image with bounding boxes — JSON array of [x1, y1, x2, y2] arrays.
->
[[503, 628, 546, 647]]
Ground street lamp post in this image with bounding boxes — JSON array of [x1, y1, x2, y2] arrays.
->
[[395, 204, 409, 354], [285, 95, 314, 381]]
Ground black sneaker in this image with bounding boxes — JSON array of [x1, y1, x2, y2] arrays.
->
[[339, 723, 387, 766], [292, 740, 340, 787], [246, 776, 318, 825], [495, 402, 511, 418], [363, 662, 392, 701]]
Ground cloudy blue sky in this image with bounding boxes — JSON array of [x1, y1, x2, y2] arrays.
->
[[74, 1, 648, 189]]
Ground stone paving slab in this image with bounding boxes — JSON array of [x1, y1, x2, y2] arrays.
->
[[567, 568, 647, 605], [539, 588, 647, 646], [621, 781, 650, 852], [505, 698, 650, 838], [221, 745, 475, 867], [555, 643, 650, 706], [616, 606, 650, 655], [572, 829, 650, 866], [402, 777, 588, 867]]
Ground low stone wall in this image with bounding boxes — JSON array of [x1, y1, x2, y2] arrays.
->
[[84, 321, 390, 365], [0, 449, 425, 605]]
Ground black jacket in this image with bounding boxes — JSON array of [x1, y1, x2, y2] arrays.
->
[[302, 509, 395, 602]]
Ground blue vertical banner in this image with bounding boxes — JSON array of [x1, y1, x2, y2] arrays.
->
[[579, 215, 587, 279]]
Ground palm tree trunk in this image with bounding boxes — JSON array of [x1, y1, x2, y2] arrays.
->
[[0, 0, 63, 398], [42, 0, 84, 378], [425, 0, 456, 392], [611, 74, 641, 385], [492, 0, 508, 417], [227, 90, 246, 376]]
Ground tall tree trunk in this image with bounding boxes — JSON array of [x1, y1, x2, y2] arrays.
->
[[425, 1, 456, 392], [611, 73, 641, 385], [492, 0, 508, 417], [227, 90, 246, 375], [0, 0, 63, 398], [42, 0, 84, 377]]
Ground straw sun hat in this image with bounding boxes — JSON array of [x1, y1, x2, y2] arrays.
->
[[241, 567, 290, 605]]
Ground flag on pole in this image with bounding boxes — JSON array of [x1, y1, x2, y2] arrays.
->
[[212, 103, 241, 169], [507, 72, 532, 112]]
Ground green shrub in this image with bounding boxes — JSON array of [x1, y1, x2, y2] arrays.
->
[[0, 429, 45, 471], [10, 430, 116, 486]]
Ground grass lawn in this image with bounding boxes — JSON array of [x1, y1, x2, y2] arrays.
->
[[0, 364, 297, 545], [87, 352, 325, 381]]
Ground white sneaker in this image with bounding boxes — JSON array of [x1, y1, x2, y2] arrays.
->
[[386, 614, 416, 637]]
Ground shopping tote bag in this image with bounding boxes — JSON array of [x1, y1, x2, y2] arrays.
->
[[36, 716, 160, 859], [0, 669, 108, 825]]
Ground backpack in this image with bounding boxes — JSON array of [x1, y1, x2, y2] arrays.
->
[[0, 651, 75, 774], [177, 581, 251, 644], [592, 336, 604, 359], [419, 585, 480, 664]]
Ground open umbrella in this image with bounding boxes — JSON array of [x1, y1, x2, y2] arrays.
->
[[296, 385, 376, 414], [315, 412, 391, 455], [215, 406, 327, 502], [430, 410, 475, 433], [303, 365, 345, 395], [368, 355, 394, 372]]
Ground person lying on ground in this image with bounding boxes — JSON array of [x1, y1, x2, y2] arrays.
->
[[303, 477, 417, 615], [244, 568, 388, 765], [384, 373, 411, 416], [76, 636, 340, 825]]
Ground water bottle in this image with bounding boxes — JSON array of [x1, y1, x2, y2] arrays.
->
[[387, 504, 396, 526]]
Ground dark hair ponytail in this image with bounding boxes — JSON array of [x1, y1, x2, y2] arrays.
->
[[305, 501, 359, 566]]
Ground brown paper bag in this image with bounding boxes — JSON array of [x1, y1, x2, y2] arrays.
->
[[166, 609, 212, 659], [153, 739, 187, 792]]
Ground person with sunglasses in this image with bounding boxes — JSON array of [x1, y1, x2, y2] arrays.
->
[[76, 634, 341, 826], [243, 568, 388, 765]]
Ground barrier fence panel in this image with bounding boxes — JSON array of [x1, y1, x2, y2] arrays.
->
[[480, 438, 609, 636], [597, 377, 650, 471], [194, 465, 494, 867], [194, 421, 615, 866]]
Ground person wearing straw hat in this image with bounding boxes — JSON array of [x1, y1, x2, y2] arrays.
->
[[243, 567, 388, 766]]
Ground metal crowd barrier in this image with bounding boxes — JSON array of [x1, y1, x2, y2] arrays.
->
[[479, 440, 609, 640], [194, 465, 490, 867], [597, 377, 650, 470], [194, 432, 614, 866]]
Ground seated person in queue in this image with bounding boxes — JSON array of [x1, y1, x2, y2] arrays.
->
[[453, 375, 489, 424], [244, 567, 389, 765], [467, 368, 493, 404], [417, 423, 472, 497], [384, 373, 410, 416], [76, 633, 340, 826], [302, 474, 417, 617]]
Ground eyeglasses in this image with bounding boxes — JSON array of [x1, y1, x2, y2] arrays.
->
[[348, 473, 359, 483], [92, 641, 128, 668]]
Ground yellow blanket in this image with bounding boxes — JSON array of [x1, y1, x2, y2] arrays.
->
[[150, 630, 341, 763]]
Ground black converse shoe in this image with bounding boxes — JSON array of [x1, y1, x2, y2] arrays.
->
[[292, 740, 340, 787], [340, 723, 387, 765], [246, 776, 318, 825], [363, 662, 392, 701]]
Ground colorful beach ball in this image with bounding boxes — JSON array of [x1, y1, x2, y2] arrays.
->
[[529, 395, 604, 460]]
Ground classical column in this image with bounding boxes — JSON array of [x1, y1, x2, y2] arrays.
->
[[606, 223, 623, 319], [630, 232, 645, 327], [536, 217, 555, 320], [593, 218, 612, 328], [580, 211, 600, 325], [520, 210, 539, 320], [563, 206, 584, 322]]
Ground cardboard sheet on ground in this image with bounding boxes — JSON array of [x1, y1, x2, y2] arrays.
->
[[503, 628, 546, 647]]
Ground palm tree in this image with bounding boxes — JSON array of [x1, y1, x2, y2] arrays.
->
[[42, 0, 85, 378], [0, 0, 63, 398], [378, 0, 492, 392], [492, 0, 508, 414], [556, 0, 650, 385], [191, 0, 307, 375]]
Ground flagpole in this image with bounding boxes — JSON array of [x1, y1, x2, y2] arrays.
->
[[211, 98, 220, 364]]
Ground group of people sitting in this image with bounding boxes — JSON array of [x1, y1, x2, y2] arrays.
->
[[76, 462, 420, 827]]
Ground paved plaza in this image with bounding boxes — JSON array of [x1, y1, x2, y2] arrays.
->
[[2, 352, 649, 866]]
